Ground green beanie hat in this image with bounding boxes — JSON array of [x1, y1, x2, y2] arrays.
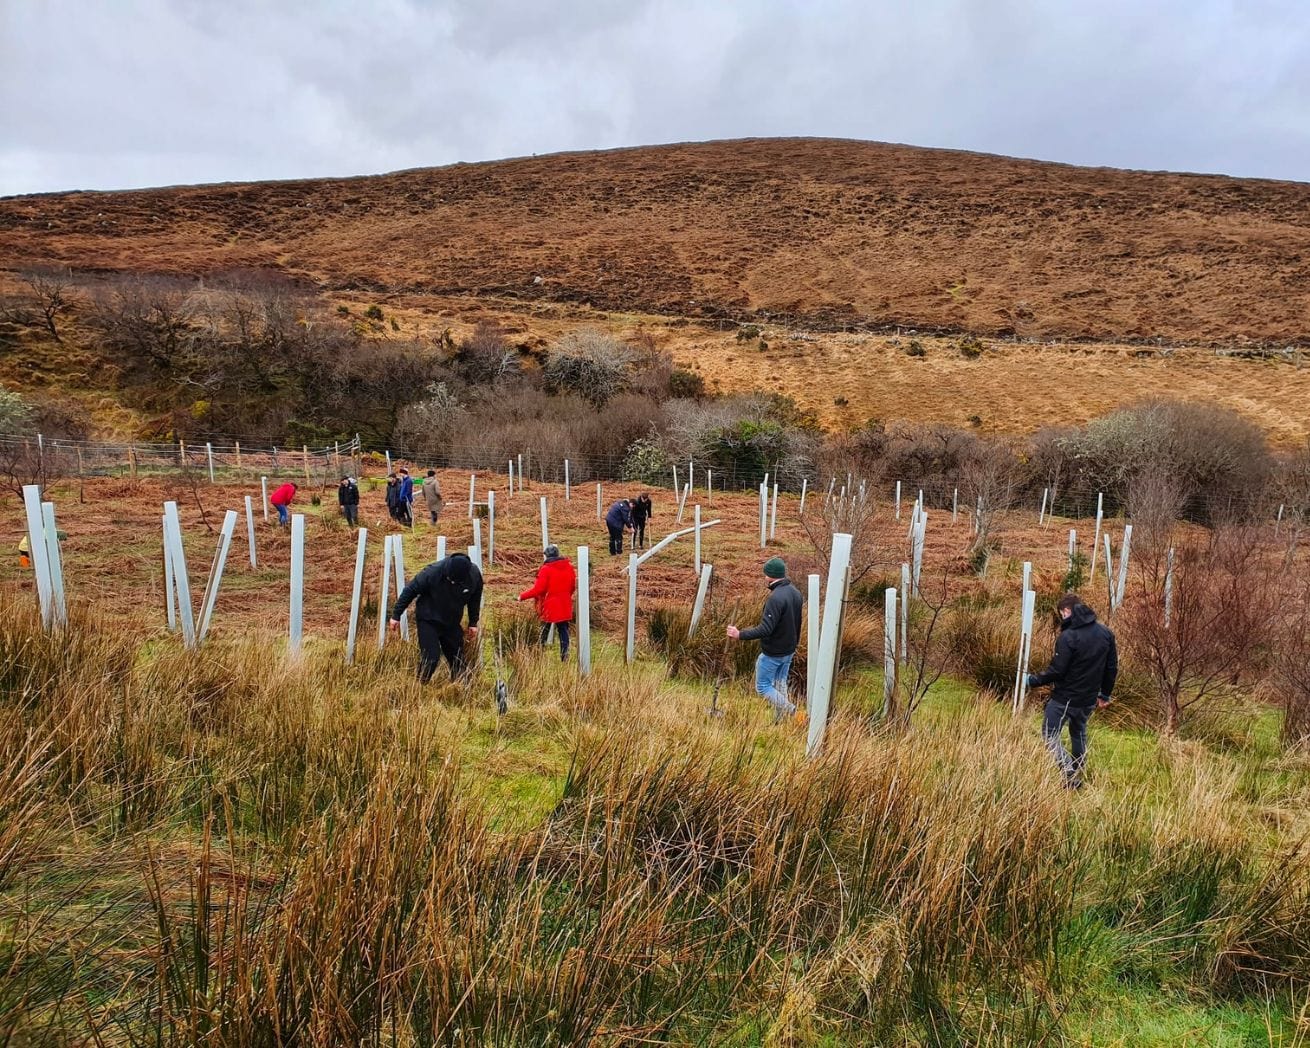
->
[[763, 557, 786, 579]]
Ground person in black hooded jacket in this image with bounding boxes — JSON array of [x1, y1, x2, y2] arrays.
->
[[389, 552, 483, 682], [1027, 593, 1118, 789]]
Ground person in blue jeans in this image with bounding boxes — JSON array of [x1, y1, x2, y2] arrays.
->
[[1027, 593, 1118, 789], [727, 557, 805, 723]]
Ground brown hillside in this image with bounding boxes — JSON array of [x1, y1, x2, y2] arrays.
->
[[3, 138, 1309, 346]]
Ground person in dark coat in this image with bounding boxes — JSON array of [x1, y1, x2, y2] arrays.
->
[[1027, 593, 1119, 789], [385, 474, 401, 521], [631, 493, 653, 550], [727, 557, 805, 723], [397, 469, 415, 527], [605, 498, 633, 556], [337, 477, 360, 527], [390, 551, 483, 682]]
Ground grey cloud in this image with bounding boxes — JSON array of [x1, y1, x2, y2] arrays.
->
[[1, 0, 1307, 195]]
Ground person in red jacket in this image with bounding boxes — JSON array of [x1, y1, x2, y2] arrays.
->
[[518, 544, 577, 661], [268, 481, 297, 526]]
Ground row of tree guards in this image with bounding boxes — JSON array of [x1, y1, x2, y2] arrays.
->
[[16, 467, 1165, 757]]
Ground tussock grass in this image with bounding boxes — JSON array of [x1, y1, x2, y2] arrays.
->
[[1, 590, 1308, 1044]]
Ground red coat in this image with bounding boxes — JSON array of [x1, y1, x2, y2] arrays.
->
[[269, 483, 296, 506], [519, 557, 576, 624]]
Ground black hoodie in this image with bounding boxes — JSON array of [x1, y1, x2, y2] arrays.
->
[[392, 552, 483, 628], [1031, 603, 1118, 709]]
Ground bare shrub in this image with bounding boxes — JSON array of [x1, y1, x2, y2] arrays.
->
[[543, 328, 634, 406], [456, 321, 520, 386], [1055, 400, 1271, 524], [1273, 581, 1310, 747], [961, 440, 1023, 558], [1123, 527, 1278, 735]]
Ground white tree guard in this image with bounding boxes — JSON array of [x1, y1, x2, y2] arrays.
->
[[688, 562, 713, 637], [806, 532, 852, 758], [577, 545, 592, 675], [289, 513, 305, 654], [345, 527, 368, 665]]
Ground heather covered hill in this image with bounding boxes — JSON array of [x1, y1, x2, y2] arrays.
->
[[3, 137, 1309, 345]]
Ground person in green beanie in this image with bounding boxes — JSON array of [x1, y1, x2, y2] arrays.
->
[[727, 557, 804, 723]]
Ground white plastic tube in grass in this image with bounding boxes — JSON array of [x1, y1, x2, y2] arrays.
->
[[806, 532, 852, 759], [288, 513, 305, 655], [577, 545, 592, 675], [346, 528, 367, 665]]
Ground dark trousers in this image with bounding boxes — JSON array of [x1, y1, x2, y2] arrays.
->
[[541, 622, 570, 660], [427, 505, 441, 525], [633, 520, 647, 548], [608, 525, 625, 555], [342, 504, 358, 526], [417, 619, 467, 683], [1042, 698, 1093, 784]]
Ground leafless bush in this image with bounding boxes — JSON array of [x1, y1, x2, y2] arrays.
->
[[1273, 580, 1310, 747], [1123, 527, 1279, 735], [456, 321, 521, 386], [543, 328, 634, 406], [1053, 400, 1271, 524], [961, 440, 1022, 557]]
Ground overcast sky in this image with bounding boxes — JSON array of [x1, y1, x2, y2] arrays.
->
[[2, 0, 1307, 196]]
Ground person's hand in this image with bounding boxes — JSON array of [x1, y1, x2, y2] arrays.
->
[[1097, 694, 1112, 709], [1025, 673, 1039, 689], [726, 625, 740, 640], [468, 626, 479, 638], [388, 619, 400, 634]]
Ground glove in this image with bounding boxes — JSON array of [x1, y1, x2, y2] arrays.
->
[[1026, 674, 1040, 689]]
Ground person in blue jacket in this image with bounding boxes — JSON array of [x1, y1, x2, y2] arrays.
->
[[397, 468, 414, 527], [605, 498, 633, 555]]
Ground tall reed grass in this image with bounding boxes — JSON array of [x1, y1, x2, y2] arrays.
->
[[1, 590, 1307, 1044]]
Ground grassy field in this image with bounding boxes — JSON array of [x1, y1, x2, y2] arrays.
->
[[2, 592, 1308, 1045], [3, 475, 1309, 1044]]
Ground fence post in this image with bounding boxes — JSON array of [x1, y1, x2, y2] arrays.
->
[[806, 532, 852, 758], [895, 481, 902, 520], [301, 445, 310, 488], [235, 440, 242, 472], [596, 482, 602, 519], [289, 514, 305, 654], [626, 552, 638, 663], [577, 545, 592, 675], [952, 487, 958, 523], [129, 445, 138, 480], [564, 459, 570, 500], [468, 473, 475, 518]]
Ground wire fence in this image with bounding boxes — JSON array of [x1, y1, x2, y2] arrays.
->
[[0, 433, 1297, 525]]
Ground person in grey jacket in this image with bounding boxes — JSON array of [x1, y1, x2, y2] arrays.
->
[[421, 470, 443, 525], [727, 557, 804, 722]]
